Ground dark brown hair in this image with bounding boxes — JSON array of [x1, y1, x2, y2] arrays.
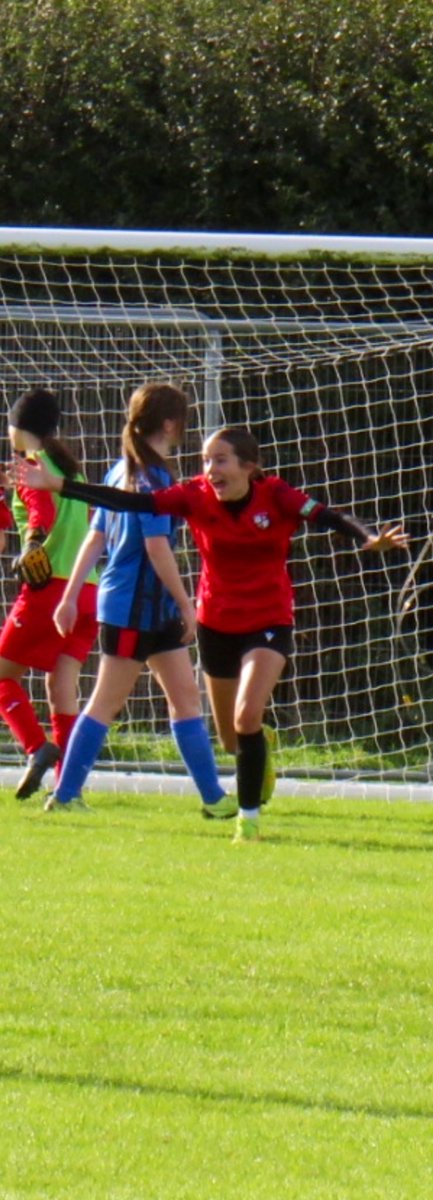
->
[[43, 435, 81, 479], [204, 426, 264, 478], [9, 386, 81, 479], [122, 382, 188, 487]]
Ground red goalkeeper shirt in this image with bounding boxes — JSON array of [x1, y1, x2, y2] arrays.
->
[[0, 489, 13, 531], [154, 474, 323, 633]]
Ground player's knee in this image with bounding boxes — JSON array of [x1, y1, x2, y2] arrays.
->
[[235, 699, 263, 736], [168, 687, 201, 722]]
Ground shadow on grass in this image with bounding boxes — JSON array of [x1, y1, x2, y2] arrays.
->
[[16, 798, 433, 854], [0, 1062, 432, 1124], [260, 831, 433, 854], [263, 808, 433, 853]]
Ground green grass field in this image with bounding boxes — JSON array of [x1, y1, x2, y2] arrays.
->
[[1, 787, 433, 1200]]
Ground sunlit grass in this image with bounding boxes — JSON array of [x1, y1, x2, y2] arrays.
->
[[1, 787, 433, 1199]]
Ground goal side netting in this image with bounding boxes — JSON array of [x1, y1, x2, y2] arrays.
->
[[1, 228, 433, 798]]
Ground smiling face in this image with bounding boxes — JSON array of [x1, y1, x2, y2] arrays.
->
[[202, 435, 255, 502]]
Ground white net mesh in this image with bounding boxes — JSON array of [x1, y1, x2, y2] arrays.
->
[[0, 241, 432, 782]]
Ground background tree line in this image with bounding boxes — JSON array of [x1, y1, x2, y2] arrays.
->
[[0, 0, 432, 235]]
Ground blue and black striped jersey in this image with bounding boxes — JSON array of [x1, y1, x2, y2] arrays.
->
[[91, 459, 182, 631]]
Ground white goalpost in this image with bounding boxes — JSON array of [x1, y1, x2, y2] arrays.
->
[[1, 226, 433, 802]]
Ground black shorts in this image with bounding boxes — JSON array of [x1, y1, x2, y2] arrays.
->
[[100, 618, 185, 662], [197, 622, 293, 679]]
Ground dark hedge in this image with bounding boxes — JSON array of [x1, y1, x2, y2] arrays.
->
[[0, 0, 433, 234]]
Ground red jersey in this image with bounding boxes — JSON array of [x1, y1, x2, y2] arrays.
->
[[154, 474, 323, 633], [0, 489, 13, 531], [0, 481, 56, 535]]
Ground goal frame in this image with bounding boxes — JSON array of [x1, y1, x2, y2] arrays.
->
[[2, 225, 433, 803]]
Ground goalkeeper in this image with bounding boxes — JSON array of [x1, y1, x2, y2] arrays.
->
[[14, 424, 408, 839], [0, 387, 98, 799]]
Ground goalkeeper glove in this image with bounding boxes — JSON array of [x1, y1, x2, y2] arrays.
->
[[13, 527, 52, 589]]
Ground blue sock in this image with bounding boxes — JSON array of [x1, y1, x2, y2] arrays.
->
[[171, 717, 225, 804], [55, 712, 108, 804]]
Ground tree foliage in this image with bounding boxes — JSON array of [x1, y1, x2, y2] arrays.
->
[[0, 0, 432, 233]]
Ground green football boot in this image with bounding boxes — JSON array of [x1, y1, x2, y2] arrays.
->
[[44, 793, 92, 813], [202, 793, 238, 820], [232, 814, 260, 844]]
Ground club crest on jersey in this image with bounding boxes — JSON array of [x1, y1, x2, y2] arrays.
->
[[253, 512, 271, 529]]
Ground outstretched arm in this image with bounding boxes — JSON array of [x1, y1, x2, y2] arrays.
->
[[13, 455, 158, 514], [360, 523, 409, 552], [63, 476, 158, 513], [315, 506, 409, 552]]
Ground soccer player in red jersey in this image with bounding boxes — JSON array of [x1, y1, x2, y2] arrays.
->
[[0, 388, 98, 799], [15, 425, 408, 840]]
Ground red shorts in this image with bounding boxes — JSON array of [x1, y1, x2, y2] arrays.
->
[[0, 578, 98, 671]]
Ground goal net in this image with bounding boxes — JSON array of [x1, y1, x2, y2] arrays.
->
[[1, 228, 433, 795]]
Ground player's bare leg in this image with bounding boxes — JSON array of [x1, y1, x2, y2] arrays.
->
[[233, 647, 285, 842], [234, 647, 285, 734], [85, 655, 142, 724], [45, 653, 84, 780], [148, 648, 201, 722], [44, 655, 143, 811], [45, 653, 81, 715], [202, 674, 238, 753]]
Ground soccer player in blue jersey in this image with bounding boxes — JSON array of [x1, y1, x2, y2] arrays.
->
[[38, 382, 235, 818]]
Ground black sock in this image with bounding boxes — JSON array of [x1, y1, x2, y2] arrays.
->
[[236, 730, 266, 810]]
